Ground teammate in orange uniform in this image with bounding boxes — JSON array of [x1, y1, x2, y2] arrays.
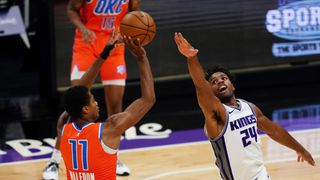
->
[[43, 0, 141, 179], [62, 34, 154, 180]]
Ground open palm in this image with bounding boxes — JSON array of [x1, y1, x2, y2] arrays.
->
[[174, 32, 199, 58]]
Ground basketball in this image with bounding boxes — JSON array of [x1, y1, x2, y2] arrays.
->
[[120, 11, 156, 46]]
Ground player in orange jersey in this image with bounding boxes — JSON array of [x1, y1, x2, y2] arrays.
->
[[56, 33, 154, 180], [43, 0, 141, 179]]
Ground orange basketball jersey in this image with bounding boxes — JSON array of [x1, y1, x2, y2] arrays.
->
[[60, 122, 117, 180], [78, 0, 129, 32]]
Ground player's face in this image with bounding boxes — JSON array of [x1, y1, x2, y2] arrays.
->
[[208, 72, 235, 99], [87, 92, 100, 121]]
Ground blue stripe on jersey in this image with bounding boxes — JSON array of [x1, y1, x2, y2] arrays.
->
[[78, 140, 89, 170], [216, 151, 228, 180], [82, 123, 94, 129], [210, 137, 235, 180], [60, 124, 66, 139], [214, 140, 233, 180], [72, 122, 94, 131], [212, 144, 224, 179], [72, 122, 82, 131], [221, 136, 234, 180], [99, 122, 104, 140], [68, 139, 78, 170], [227, 99, 242, 111]]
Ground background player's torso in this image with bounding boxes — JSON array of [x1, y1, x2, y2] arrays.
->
[[80, 0, 129, 32], [210, 99, 267, 180]]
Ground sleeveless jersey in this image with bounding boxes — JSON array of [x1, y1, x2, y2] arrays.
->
[[60, 122, 117, 180], [78, 0, 129, 33], [209, 99, 269, 180]]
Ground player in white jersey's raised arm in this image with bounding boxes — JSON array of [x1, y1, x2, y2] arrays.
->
[[174, 32, 315, 180]]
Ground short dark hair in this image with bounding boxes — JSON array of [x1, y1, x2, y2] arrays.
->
[[64, 86, 90, 119], [205, 66, 235, 84]]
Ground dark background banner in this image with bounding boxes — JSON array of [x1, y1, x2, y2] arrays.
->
[[54, 0, 320, 87]]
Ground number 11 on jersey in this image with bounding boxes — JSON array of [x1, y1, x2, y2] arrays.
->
[[69, 139, 89, 170]]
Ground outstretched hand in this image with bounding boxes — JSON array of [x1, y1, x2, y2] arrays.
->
[[174, 32, 199, 58], [123, 36, 146, 59], [296, 150, 316, 166], [99, 29, 123, 60], [108, 29, 123, 45]]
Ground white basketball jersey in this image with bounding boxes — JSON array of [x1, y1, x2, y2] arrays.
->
[[209, 99, 269, 180]]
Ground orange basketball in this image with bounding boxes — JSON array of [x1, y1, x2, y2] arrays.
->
[[120, 11, 156, 46]]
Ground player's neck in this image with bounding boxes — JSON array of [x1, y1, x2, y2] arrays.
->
[[221, 95, 237, 106], [75, 118, 92, 128]]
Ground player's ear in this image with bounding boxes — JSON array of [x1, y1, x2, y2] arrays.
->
[[82, 106, 89, 113]]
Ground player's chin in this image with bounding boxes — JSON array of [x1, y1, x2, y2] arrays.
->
[[216, 93, 232, 102], [215, 92, 227, 98]]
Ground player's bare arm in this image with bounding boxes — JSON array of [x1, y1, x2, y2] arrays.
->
[[174, 32, 226, 139], [48, 16, 117, 154], [77, 30, 121, 88], [67, 0, 85, 31], [54, 30, 120, 145], [102, 36, 155, 149], [67, 0, 96, 44], [55, 111, 70, 149], [129, 0, 140, 11], [252, 102, 316, 166]]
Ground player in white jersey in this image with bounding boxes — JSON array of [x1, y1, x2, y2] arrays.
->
[[174, 32, 316, 180], [211, 99, 267, 179]]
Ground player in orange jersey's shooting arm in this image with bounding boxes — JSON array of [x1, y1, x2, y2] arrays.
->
[[174, 32, 315, 180], [43, 0, 140, 179], [51, 31, 154, 180]]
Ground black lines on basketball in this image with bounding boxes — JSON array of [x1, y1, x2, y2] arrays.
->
[[120, 24, 156, 34], [120, 11, 156, 46], [130, 13, 149, 26]]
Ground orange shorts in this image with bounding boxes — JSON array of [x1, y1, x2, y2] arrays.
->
[[70, 31, 127, 86]]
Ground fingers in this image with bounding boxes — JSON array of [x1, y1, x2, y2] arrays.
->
[[88, 31, 96, 42], [126, 36, 142, 47], [174, 32, 181, 46], [108, 29, 121, 45], [113, 29, 122, 43], [193, 49, 199, 57], [308, 159, 316, 166], [90, 31, 96, 40], [123, 36, 140, 51], [297, 154, 301, 162], [133, 38, 142, 47], [123, 35, 146, 58], [306, 154, 316, 166], [177, 32, 190, 46], [123, 36, 135, 47], [174, 32, 186, 46], [297, 152, 316, 166], [174, 32, 194, 49], [83, 31, 96, 44], [83, 34, 92, 44], [174, 32, 199, 58]]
